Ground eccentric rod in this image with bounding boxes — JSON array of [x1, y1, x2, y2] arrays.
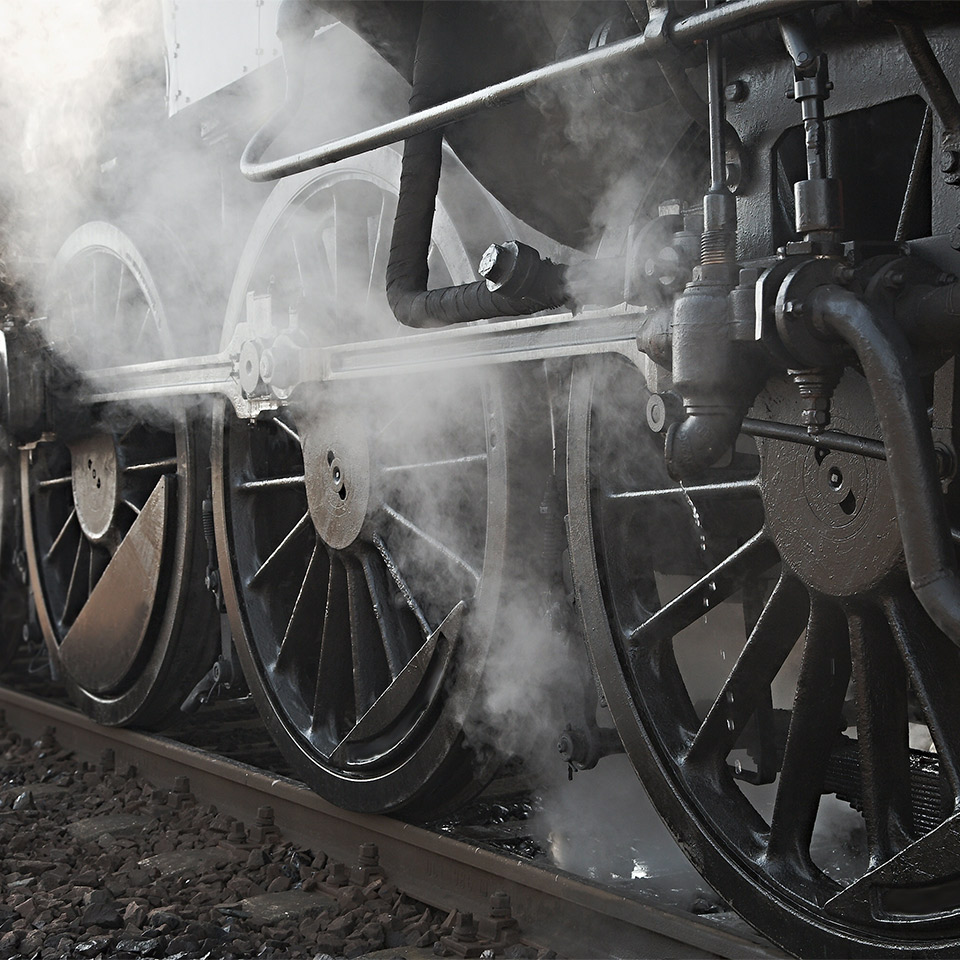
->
[[241, 0, 830, 183]]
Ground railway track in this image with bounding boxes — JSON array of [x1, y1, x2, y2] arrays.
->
[[0, 682, 783, 959]]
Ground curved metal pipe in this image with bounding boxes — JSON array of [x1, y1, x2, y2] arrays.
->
[[664, 406, 745, 478], [809, 285, 960, 644]]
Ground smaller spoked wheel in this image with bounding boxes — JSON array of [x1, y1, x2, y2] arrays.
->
[[21, 223, 217, 727], [568, 354, 960, 957], [214, 150, 549, 816]]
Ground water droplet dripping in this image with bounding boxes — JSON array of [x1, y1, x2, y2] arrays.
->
[[726, 718, 735, 732], [725, 690, 735, 705], [734, 758, 742, 774]]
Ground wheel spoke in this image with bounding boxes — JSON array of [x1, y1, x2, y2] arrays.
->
[[275, 542, 327, 675], [113, 260, 125, 330], [884, 590, 960, 809], [767, 596, 850, 877], [365, 196, 389, 304], [628, 530, 778, 648], [356, 543, 416, 678], [60, 537, 88, 625], [45, 507, 77, 561], [381, 503, 481, 584], [606, 479, 760, 501], [37, 475, 72, 489], [248, 511, 312, 586], [131, 304, 153, 355], [686, 574, 808, 769], [373, 533, 431, 636], [380, 454, 487, 474], [848, 604, 914, 867], [313, 554, 354, 735], [123, 457, 178, 474], [237, 475, 306, 493], [344, 553, 391, 716], [88, 544, 109, 597], [272, 417, 301, 445]]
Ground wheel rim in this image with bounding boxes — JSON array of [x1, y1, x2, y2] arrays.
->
[[21, 223, 217, 726], [0, 447, 26, 669], [213, 150, 542, 814], [568, 354, 960, 956]]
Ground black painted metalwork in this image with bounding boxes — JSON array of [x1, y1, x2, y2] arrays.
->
[[568, 354, 960, 957], [210, 150, 552, 816], [20, 224, 217, 728]]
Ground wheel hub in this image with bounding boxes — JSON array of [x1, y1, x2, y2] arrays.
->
[[758, 373, 902, 596], [70, 434, 121, 545], [302, 414, 372, 550]]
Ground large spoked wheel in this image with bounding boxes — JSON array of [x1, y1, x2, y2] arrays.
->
[[568, 354, 960, 957], [21, 222, 218, 727], [213, 149, 549, 816]]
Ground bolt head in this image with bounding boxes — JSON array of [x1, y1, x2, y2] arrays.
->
[[942, 150, 960, 174]]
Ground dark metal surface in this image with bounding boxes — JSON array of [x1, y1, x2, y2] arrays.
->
[[210, 148, 552, 817], [240, 0, 830, 183], [10, 3, 960, 957], [19, 223, 218, 729], [567, 350, 960, 957]]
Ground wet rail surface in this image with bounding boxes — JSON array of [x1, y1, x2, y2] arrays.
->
[[0, 674, 783, 959]]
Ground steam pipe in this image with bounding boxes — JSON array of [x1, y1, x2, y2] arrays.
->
[[386, 3, 566, 327], [808, 285, 960, 646], [665, 406, 748, 477], [241, 0, 830, 183]]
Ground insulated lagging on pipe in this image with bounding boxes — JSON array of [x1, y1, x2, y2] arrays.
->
[[809, 285, 960, 646], [386, 1, 567, 328]]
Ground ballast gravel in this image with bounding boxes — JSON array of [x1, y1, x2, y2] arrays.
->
[[0, 714, 549, 959]]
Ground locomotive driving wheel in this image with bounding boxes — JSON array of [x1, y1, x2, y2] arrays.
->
[[21, 222, 217, 727], [213, 149, 548, 816], [568, 354, 960, 957]]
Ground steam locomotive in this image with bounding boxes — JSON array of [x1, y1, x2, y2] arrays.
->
[[4, 0, 960, 954]]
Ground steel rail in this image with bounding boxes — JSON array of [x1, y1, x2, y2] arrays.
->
[[0, 684, 783, 959], [241, 0, 830, 182]]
